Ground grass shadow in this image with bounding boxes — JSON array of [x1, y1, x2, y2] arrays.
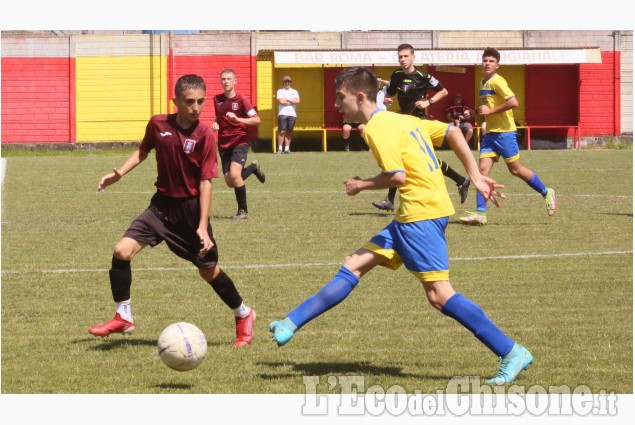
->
[[256, 361, 435, 380]]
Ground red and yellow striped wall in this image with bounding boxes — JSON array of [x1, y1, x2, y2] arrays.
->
[[1, 34, 255, 143], [0, 34, 622, 143]]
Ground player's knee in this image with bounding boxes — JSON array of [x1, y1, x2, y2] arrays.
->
[[113, 242, 135, 261], [425, 292, 445, 310]]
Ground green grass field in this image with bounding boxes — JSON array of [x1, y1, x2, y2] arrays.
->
[[1, 147, 632, 397]]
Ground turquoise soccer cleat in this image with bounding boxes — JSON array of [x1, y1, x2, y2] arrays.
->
[[487, 343, 533, 385], [269, 318, 297, 346]]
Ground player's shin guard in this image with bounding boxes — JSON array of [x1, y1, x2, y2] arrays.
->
[[288, 266, 360, 329], [441, 293, 515, 357], [208, 269, 243, 310], [110, 257, 132, 302]]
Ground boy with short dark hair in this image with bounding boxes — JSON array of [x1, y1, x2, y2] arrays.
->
[[460, 47, 556, 225], [89, 74, 256, 347]]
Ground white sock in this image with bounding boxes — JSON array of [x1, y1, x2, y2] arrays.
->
[[115, 299, 133, 322], [284, 147, 290, 152], [277, 147, 282, 152], [233, 303, 251, 318]]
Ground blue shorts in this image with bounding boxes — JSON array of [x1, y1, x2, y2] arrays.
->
[[480, 131, 520, 163], [363, 218, 450, 282]]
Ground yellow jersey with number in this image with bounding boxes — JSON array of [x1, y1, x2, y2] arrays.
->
[[362, 111, 455, 223]]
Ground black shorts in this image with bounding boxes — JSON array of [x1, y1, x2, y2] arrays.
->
[[219, 143, 250, 174], [123, 193, 219, 268], [278, 115, 297, 131]]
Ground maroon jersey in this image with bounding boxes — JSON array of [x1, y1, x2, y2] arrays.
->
[[213, 93, 258, 151], [140, 114, 218, 198], [446, 103, 474, 122]]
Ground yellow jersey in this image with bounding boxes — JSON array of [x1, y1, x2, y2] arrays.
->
[[480, 73, 517, 133], [362, 111, 455, 223]]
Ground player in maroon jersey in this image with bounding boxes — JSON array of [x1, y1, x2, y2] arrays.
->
[[212, 69, 264, 220], [89, 74, 256, 347]]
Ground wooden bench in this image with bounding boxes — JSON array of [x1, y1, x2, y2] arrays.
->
[[272, 126, 327, 152]]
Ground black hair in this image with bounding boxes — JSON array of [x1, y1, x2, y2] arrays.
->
[[482, 47, 501, 62], [334, 67, 378, 103]]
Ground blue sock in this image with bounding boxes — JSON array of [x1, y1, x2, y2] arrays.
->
[[288, 266, 360, 329], [527, 172, 548, 196], [441, 293, 514, 357], [476, 192, 488, 212]]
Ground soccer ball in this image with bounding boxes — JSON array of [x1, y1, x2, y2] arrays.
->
[[157, 322, 208, 371]]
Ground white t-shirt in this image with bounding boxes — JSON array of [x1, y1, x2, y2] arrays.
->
[[377, 86, 388, 111], [276, 87, 300, 117]]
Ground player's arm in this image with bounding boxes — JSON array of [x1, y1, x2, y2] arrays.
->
[[226, 104, 261, 126], [445, 126, 505, 206], [344, 171, 406, 197], [197, 178, 214, 256], [97, 148, 148, 192], [478, 96, 518, 116]]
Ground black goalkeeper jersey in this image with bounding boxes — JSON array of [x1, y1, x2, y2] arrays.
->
[[386, 68, 444, 118]]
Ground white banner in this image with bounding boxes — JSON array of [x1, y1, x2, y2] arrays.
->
[[274, 49, 601, 66]]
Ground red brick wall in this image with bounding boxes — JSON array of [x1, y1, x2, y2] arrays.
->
[[579, 51, 620, 136], [1, 58, 72, 143], [172, 55, 255, 126]]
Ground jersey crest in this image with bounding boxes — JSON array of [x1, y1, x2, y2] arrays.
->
[[183, 138, 197, 154]]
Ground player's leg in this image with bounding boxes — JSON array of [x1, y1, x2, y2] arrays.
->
[[438, 157, 471, 204], [459, 132, 497, 225], [223, 146, 250, 219], [89, 219, 153, 337], [424, 279, 533, 383], [199, 265, 256, 347], [408, 217, 532, 384], [372, 187, 397, 211], [269, 247, 387, 346], [506, 159, 556, 216]]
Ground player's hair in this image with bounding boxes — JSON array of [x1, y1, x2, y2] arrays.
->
[[482, 47, 501, 62], [334, 67, 378, 103], [174, 74, 206, 97], [397, 43, 415, 54], [220, 68, 237, 78]]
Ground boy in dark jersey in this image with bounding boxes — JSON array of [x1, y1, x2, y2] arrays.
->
[[372, 43, 471, 211], [212, 69, 264, 220], [89, 74, 256, 347]]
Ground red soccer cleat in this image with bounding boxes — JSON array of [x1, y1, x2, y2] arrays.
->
[[233, 309, 256, 347], [88, 313, 135, 337]]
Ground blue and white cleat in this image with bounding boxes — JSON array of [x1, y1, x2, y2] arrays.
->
[[269, 318, 297, 346], [487, 343, 533, 385]]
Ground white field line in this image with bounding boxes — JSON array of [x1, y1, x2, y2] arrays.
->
[[1, 250, 631, 275], [84, 190, 633, 198]]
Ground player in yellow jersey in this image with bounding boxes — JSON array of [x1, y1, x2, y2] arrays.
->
[[460, 47, 556, 225], [270, 67, 533, 384]]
